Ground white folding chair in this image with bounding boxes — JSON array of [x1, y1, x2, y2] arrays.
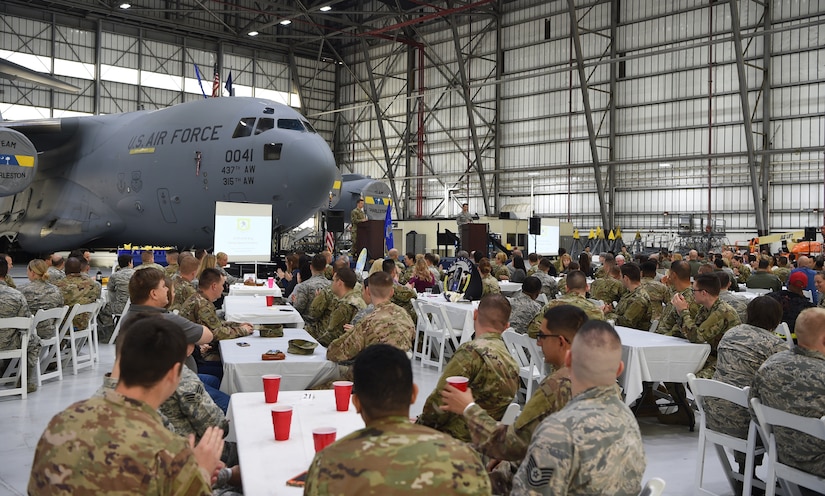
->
[[63, 301, 102, 374], [649, 319, 659, 333], [750, 397, 825, 496], [501, 403, 521, 426], [0, 316, 36, 399], [413, 300, 461, 372], [108, 298, 131, 345], [774, 322, 793, 345], [33, 306, 70, 387], [90, 298, 104, 364], [502, 329, 543, 402], [687, 373, 765, 496], [638, 477, 666, 496]]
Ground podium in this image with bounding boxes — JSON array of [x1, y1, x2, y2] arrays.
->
[[461, 223, 488, 255], [356, 220, 386, 259]]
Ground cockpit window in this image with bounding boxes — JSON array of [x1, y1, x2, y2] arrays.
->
[[302, 120, 317, 133], [277, 119, 304, 131], [255, 118, 275, 135], [232, 118, 256, 138], [264, 143, 283, 160]]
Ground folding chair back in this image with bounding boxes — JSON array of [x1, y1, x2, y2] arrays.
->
[[108, 299, 131, 345], [774, 322, 793, 345], [33, 306, 69, 386], [501, 403, 521, 426], [63, 301, 101, 375], [0, 316, 35, 399], [638, 478, 666, 496], [502, 330, 543, 402], [750, 397, 825, 496], [688, 373, 764, 496], [414, 300, 460, 372]]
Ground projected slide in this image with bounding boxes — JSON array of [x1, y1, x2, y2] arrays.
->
[[214, 201, 273, 262], [530, 219, 560, 256]]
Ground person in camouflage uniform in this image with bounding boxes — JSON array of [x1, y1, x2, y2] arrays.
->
[[169, 253, 199, 312], [308, 268, 366, 347], [306, 344, 491, 495], [512, 321, 646, 496], [746, 259, 783, 292], [20, 259, 65, 339], [178, 268, 253, 364], [508, 277, 544, 335], [816, 271, 825, 309], [215, 252, 240, 286], [305, 286, 337, 338], [163, 249, 179, 277], [350, 198, 367, 248], [493, 252, 511, 281], [750, 307, 825, 478], [672, 273, 741, 378], [641, 261, 671, 321], [533, 258, 559, 299], [417, 294, 519, 442], [134, 250, 165, 272], [773, 255, 791, 285], [55, 257, 101, 330], [291, 254, 332, 317], [704, 296, 787, 470], [732, 255, 751, 284], [0, 253, 16, 288], [527, 271, 604, 338], [716, 271, 749, 323], [97, 254, 135, 341], [28, 314, 224, 496], [399, 252, 416, 284], [589, 264, 625, 305], [606, 263, 653, 331], [0, 263, 38, 393], [656, 260, 702, 336], [441, 305, 587, 495], [325, 271, 414, 364], [592, 253, 614, 279], [382, 259, 417, 323], [478, 258, 501, 297]]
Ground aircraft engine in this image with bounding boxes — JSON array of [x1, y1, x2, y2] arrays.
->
[[0, 128, 37, 197]]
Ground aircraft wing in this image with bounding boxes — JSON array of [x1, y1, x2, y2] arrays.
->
[[0, 58, 81, 94]]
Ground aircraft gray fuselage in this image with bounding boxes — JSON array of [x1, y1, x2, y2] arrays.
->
[[0, 97, 337, 252]]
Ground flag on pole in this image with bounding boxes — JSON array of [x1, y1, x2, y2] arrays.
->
[[224, 72, 233, 96], [211, 69, 221, 97], [384, 203, 394, 251], [193, 64, 208, 99], [325, 231, 335, 253]]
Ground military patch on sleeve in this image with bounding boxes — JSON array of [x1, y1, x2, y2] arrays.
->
[[526, 453, 555, 487]]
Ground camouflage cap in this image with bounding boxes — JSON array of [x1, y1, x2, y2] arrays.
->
[[259, 324, 284, 338], [287, 339, 318, 355]]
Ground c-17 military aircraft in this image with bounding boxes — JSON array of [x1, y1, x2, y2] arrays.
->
[[0, 96, 338, 252]]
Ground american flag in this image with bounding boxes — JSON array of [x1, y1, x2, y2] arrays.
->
[[211, 71, 221, 97], [325, 231, 335, 253]]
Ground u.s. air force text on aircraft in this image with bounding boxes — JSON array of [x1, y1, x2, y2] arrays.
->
[[0, 140, 17, 148], [128, 125, 223, 149]]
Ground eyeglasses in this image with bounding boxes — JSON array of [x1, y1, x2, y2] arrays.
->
[[537, 333, 568, 343]]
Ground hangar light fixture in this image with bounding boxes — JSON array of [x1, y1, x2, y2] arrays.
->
[[659, 163, 672, 168], [320, 5, 332, 11], [280, 19, 292, 25], [119, 2, 131, 8], [248, 31, 259, 36]]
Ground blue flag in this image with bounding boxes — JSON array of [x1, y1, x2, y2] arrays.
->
[[225, 72, 233, 96], [384, 204, 394, 251], [193, 64, 208, 99]]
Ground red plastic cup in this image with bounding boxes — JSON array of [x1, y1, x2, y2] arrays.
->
[[271, 405, 293, 441], [333, 381, 353, 412], [262, 374, 282, 403], [446, 376, 469, 392], [312, 427, 337, 452], [266, 295, 275, 306], [267, 277, 274, 288]]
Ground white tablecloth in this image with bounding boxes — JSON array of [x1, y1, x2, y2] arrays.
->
[[418, 294, 478, 344], [614, 325, 710, 406], [498, 282, 522, 295], [223, 296, 304, 327], [219, 330, 336, 394], [228, 284, 283, 298], [228, 390, 365, 496]]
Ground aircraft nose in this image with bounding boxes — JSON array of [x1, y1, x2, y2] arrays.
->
[[297, 135, 337, 206]]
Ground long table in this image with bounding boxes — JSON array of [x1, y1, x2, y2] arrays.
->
[[219, 330, 336, 394], [228, 390, 365, 496], [222, 295, 304, 327], [228, 284, 283, 298], [614, 325, 710, 406], [498, 281, 522, 295]]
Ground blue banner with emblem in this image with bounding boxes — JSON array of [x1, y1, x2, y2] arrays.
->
[[384, 204, 394, 251]]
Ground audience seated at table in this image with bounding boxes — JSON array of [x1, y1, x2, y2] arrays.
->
[[528, 271, 604, 338], [406, 258, 437, 293], [507, 276, 544, 335], [381, 259, 417, 323], [493, 251, 511, 281], [290, 254, 331, 318], [478, 258, 501, 296], [313, 272, 414, 387], [656, 260, 701, 337], [766, 271, 815, 336], [716, 271, 748, 323], [169, 253, 199, 312], [750, 307, 825, 479], [441, 305, 587, 494], [532, 258, 558, 299], [306, 267, 366, 347], [416, 294, 518, 442], [746, 259, 783, 292], [29, 315, 224, 495], [178, 268, 253, 380], [640, 261, 671, 321], [510, 255, 528, 283], [512, 320, 646, 495], [704, 296, 787, 478], [589, 264, 625, 306], [305, 344, 491, 495], [605, 263, 653, 331]]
